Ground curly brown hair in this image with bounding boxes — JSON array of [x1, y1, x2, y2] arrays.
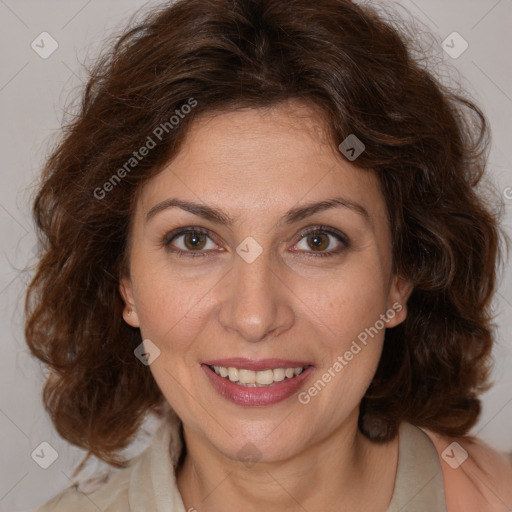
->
[[25, 0, 506, 468]]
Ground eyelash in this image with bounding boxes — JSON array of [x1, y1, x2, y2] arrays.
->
[[162, 225, 350, 259]]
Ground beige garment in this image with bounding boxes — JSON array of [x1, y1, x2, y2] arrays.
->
[[33, 416, 447, 512]]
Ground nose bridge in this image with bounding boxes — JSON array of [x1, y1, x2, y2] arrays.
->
[[217, 244, 293, 342]]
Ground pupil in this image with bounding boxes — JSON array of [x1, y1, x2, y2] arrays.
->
[[308, 233, 327, 251], [185, 232, 205, 250]]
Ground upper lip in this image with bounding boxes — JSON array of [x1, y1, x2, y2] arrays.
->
[[202, 358, 314, 371]]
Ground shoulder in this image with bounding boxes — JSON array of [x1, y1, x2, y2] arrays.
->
[[422, 428, 512, 512], [33, 412, 183, 512], [32, 459, 134, 512]]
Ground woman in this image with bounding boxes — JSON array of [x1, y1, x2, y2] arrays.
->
[[26, 0, 512, 510]]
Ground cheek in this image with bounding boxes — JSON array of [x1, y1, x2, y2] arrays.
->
[[293, 258, 390, 401], [294, 263, 390, 347], [133, 266, 219, 353], [301, 291, 388, 420]]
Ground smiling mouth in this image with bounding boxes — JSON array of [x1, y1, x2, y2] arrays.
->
[[201, 362, 315, 406], [207, 364, 312, 387]]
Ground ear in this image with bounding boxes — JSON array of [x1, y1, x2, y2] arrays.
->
[[119, 276, 141, 328], [385, 274, 414, 328]]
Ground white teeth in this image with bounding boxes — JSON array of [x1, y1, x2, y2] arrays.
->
[[273, 368, 285, 382], [210, 365, 308, 386], [256, 369, 274, 385], [228, 367, 239, 381], [238, 369, 255, 384], [284, 368, 295, 378]]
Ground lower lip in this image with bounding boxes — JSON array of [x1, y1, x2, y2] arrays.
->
[[201, 364, 314, 406]]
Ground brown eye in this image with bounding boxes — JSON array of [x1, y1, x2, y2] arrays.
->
[[164, 228, 218, 255], [293, 227, 350, 258], [183, 231, 208, 250], [305, 232, 330, 251]]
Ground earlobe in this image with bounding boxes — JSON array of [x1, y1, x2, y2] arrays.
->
[[386, 274, 414, 328], [119, 276, 141, 327]]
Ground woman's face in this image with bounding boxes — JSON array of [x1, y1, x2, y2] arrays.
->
[[120, 100, 412, 463]]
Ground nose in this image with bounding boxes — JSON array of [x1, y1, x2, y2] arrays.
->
[[217, 248, 295, 343]]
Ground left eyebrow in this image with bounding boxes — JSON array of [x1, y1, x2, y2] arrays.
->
[[145, 196, 371, 226], [279, 197, 371, 227]]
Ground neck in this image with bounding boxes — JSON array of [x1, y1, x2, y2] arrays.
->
[[176, 412, 398, 512]]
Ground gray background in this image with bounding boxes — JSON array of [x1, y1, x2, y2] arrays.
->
[[0, 0, 511, 510]]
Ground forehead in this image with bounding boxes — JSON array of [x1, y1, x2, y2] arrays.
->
[[167, 101, 342, 180], [138, 101, 388, 227]]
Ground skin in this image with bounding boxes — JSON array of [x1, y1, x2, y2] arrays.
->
[[120, 99, 414, 512]]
